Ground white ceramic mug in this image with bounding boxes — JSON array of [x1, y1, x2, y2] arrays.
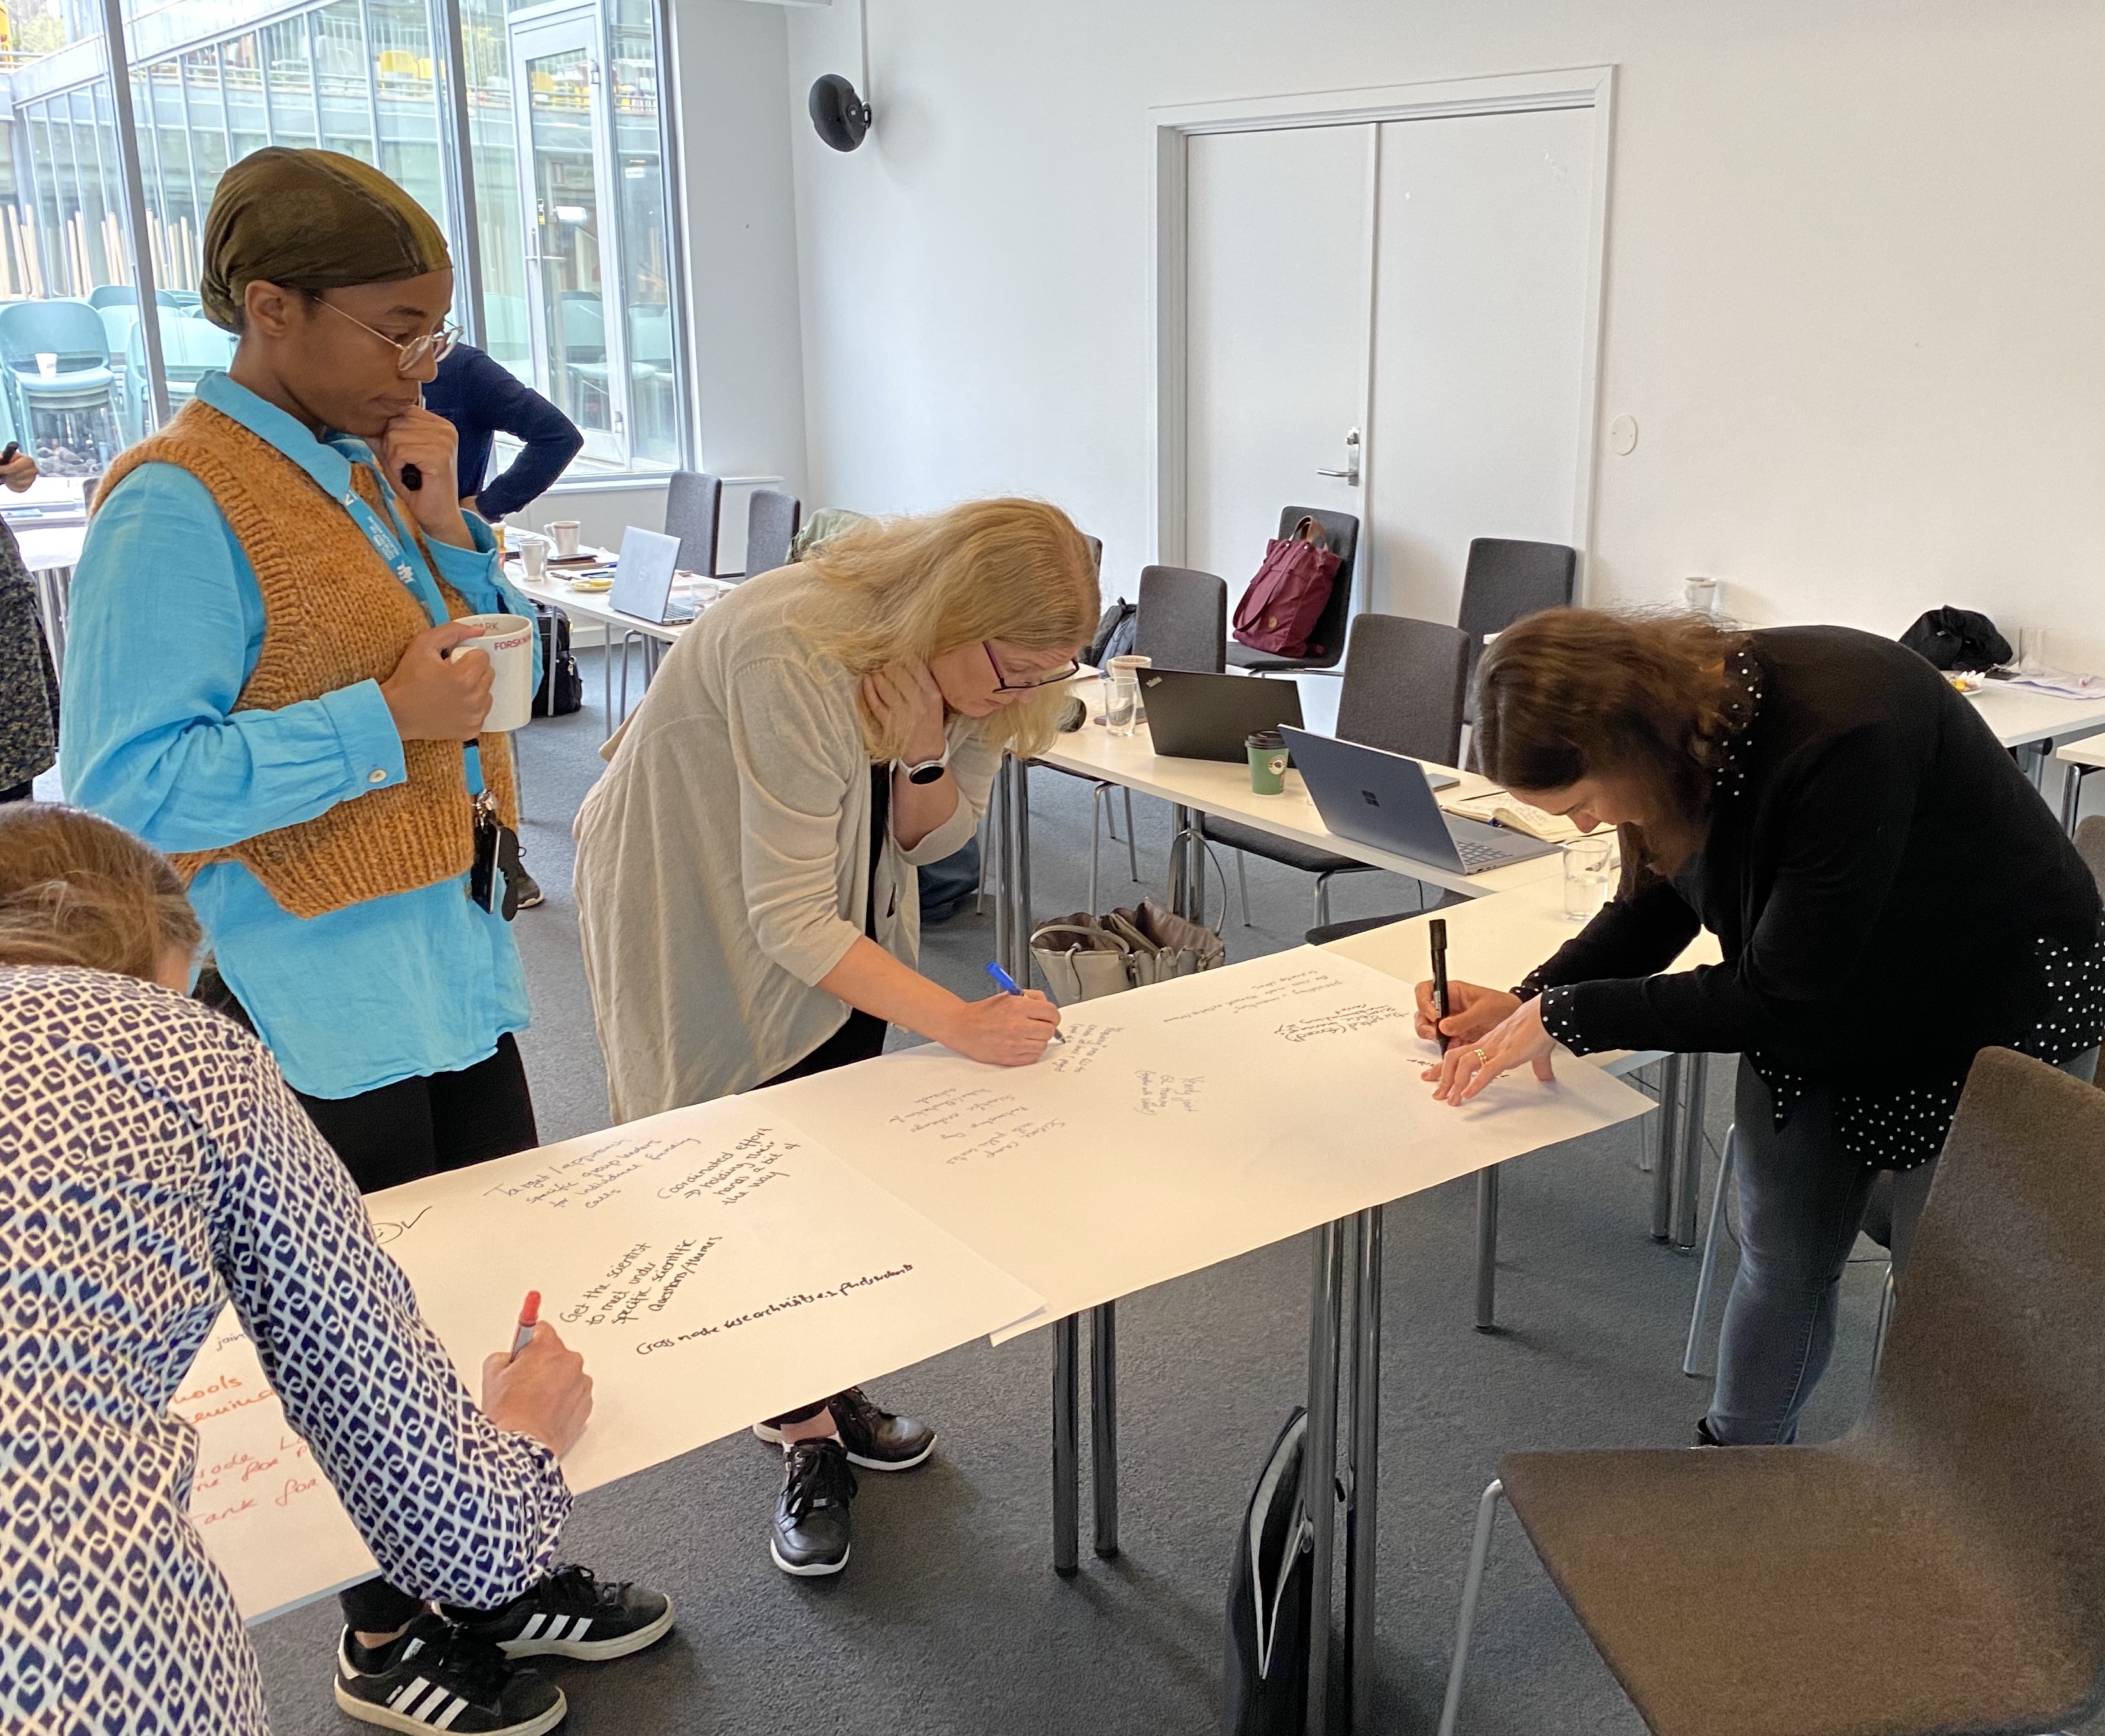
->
[[450, 612, 537, 733], [547, 519, 582, 558], [519, 536, 549, 580]]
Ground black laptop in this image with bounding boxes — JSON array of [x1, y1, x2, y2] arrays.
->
[[1141, 670, 1304, 761]]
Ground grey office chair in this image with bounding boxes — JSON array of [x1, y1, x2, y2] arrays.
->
[[1457, 538, 1577, 722], [1226, 506, 1360, 675], [1202, 614, 1470, 928], [1441, 1048, 2105, 1736], [1134, 565, 1227, 675], [662, 470, 722, 576], [745, 489, 802, 580]]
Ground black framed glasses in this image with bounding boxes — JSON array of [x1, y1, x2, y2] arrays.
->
[[316, 297, 461, 375], [984, 642, 1081, 693]]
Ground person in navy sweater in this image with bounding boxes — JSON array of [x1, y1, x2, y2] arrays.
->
[[425, 342, 583, 519]]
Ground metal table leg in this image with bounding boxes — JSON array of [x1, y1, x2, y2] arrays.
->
[[1651, 1053, 1685, 1242], [1013, 757, 1034, 973], [1343, 1205, 1383, 1732], [1672, 1052, 1710, 1252], [1091, 1301, 1118, 1557], [1168, 802, 1195, 919], [1473, 1165, 1500, 1331], [1053, 1311, 1079, 1575], [1303, 1218, 1347, 1735]]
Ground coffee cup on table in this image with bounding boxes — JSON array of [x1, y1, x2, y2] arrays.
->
[[1247, 729, 1288, 796], [34, 352, 57, 378], [448, 613, 537, 733], [547, 519, 582, 558], [519, 537, 549, 581]]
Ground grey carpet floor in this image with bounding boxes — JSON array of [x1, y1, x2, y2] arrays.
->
[[245, 654, 1942, 1735]]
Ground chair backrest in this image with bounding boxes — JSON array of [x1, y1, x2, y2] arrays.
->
[[99, 305, 141, 360], [88, 285, 134, 309], [1333, 614, 1471, 764], [1276, 504, 1358, 660], [628, 304, 674, 367], [127, 307, 234, 378], [662, 469, 722, 575], [0, 299, 109, 369], [1135, 565, 1227, 673], [744, 488, 801, 579], [1457, 537, 1576, 722], [2076, 816, 2105, 895], [1854, 1048, 2105, 1629]]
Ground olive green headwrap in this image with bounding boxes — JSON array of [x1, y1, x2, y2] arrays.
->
[[200, 147, 451, 332]]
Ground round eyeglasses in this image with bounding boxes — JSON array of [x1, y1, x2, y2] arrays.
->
[[316, 297, 461, 375]]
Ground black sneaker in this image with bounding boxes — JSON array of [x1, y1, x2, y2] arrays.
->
[[513, 868, 546, 910], [334, 1613, 565, 1735], [751, 1387, 937, 1471], [446, 1563, 675, 1661], [771, 1438, 857, 1577]]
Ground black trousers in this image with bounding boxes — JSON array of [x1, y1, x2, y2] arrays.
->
[[0, 779, 35, 802], [756, 1009, 889, 1426], [291, 1033, 541, 1634]]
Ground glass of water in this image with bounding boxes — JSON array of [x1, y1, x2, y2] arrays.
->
[[1103, 672, 1139, 736], [1563, 835, 1615, 923]]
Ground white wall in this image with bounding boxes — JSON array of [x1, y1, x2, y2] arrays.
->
[[781, 1, 2105, 662]]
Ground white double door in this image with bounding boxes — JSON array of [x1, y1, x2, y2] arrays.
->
[[1184, 106, 1597, 659]]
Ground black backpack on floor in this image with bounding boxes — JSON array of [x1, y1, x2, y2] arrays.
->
[[531, 601, 583, 717], [1223, 1408, 1313, 1735]]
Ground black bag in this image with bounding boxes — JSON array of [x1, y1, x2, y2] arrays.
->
[[1087, 597, 1138, 669], [1222, 1408, 1313, 1736], [1899, 607, 2011, 673], [531, 601, 583, 716]]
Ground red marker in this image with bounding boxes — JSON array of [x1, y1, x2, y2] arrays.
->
[[510, 1290, 541, 1359]]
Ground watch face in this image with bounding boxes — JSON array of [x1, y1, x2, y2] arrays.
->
[[907, 762, 946, 784]]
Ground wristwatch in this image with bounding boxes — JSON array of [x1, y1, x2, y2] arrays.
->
[[898, 750, 950, 785]]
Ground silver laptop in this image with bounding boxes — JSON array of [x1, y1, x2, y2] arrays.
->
[[609, 526, 692, 623], [1279, 725, 1557, 875]]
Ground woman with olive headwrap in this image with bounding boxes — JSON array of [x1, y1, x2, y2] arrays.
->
[[60, 149, 670, 1735]]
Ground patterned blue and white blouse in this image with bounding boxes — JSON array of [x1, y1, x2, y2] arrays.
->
[[0, 967, 571, 1734]]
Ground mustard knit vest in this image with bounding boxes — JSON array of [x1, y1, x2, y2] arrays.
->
[[93, 399, 519, 919]]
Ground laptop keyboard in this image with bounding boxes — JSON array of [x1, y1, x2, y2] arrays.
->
[[1453, 835, 1513, 871]]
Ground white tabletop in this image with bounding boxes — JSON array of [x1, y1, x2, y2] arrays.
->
[[2056, 734, 2105, 770], [1038, 691, 1564, 901], [1965, 682, 2105, 750], [508, 561, 704, 646], [1321, 872, 1721, 1076]]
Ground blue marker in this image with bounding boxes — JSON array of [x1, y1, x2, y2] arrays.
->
[[986, 960, 1064, 1043]]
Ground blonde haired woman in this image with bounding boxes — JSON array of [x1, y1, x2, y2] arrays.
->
[[575, 496, 1097, 1576]]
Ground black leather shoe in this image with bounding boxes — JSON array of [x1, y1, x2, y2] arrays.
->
[[752, 1388, 937, 1471], [771, 1439, 857, 1577], [828, 1386, 936, 1471]]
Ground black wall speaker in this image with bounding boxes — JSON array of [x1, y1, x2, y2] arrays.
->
[[809, 73, 871, 152]]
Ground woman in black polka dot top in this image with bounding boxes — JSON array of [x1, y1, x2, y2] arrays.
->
[[1419, 610, 2104, 1446]]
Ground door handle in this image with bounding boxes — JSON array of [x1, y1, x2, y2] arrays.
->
[[1317, 427, 1362, 486]]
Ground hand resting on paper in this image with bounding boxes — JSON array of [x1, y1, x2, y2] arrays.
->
[[481, 1322, 594, 1457], [1420, 989, 1557, 1105]]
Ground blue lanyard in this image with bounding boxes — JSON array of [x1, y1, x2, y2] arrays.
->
[[332, 455, 487, 797]]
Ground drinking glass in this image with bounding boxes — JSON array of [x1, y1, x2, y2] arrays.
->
[[1563, 835, 1615, 923], [2019, 627, 2054, 676], [1104, 672, 1139, 736]]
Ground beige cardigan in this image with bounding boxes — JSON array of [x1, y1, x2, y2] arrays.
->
[[573, 567, 999, 1119]]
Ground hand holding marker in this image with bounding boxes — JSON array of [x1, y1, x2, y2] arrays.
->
[[986, 960, 1064, 1043], [511, 1289, 540, 1358]]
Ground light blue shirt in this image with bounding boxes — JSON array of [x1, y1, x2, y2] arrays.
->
[[62, 370, 542, 1100]]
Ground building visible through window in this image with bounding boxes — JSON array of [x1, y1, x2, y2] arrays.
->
[[0, 0, 683, 482]]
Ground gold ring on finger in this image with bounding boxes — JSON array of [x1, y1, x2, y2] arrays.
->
[[1473, 1047, 1489, 1067]]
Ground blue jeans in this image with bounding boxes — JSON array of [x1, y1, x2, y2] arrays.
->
[[1707, 1047, 2097, 1445]]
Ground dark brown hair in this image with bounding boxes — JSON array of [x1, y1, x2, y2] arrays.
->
[[1474, 608, 1750, 879], [0, 803, 204, 982]]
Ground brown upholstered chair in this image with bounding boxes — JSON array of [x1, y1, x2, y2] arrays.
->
[[2075, 815, 2105, 894], [1440, 1047, 2105, 1736]]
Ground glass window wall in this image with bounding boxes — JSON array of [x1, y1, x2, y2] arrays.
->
[[0, 0, 684, 483]]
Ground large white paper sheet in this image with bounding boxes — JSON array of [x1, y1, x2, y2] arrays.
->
[[175, 1105, 1044, 1620], [767, 948, 1653, 1339]]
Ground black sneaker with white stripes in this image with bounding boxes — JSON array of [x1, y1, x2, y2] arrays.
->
[[334, 1613, 564, 1735], [446, 1563, 676, 1660]]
